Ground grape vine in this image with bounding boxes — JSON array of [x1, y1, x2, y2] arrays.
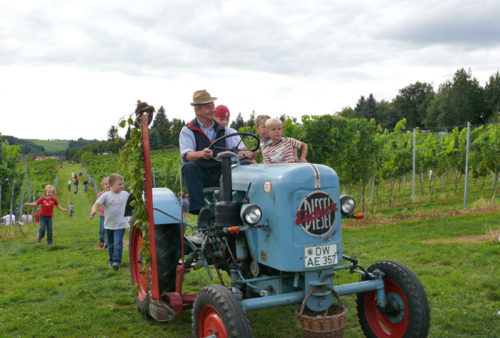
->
[[118, 115, 150, 270]]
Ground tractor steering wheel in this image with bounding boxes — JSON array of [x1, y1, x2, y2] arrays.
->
[[208, 132, 260, 161]]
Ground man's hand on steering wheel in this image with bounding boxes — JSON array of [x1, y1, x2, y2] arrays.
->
[[200, 148, 213, 160], [208, 132, 260, 161]]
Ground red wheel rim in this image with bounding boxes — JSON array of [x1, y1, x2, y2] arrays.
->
[[364, 277, 409, 337], [198, 305, 228, 338], [130, 227, 149, 301]]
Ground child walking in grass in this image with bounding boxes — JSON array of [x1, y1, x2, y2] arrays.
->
[[24, 185, 68, 245], [263, 118, 308, 164], [95, 177, 110, 249], [90, 174, 129, 270]]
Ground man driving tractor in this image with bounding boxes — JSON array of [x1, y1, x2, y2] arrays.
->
[[179, 89, 255, 215]]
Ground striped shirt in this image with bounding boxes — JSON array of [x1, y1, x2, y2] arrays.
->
[[263, 138, 300, 164]]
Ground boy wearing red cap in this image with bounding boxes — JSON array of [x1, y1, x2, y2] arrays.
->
[[215, 105, 256, 162], [215, 104, 231, 128]]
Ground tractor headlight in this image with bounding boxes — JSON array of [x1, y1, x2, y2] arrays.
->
[[240, 204, 262, 225], [340, 195, 355, 215]]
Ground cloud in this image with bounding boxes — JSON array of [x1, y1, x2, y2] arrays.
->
[[0, 1, 378, 76], [374, 1, 500, 47], [1, 0, 499, 140]]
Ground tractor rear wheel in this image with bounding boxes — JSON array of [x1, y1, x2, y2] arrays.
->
[[130, 224, 181, 317], [154, 224, 181, 294], [193, 284, 252, 338], [356, 260, 430, 337], [129, 225, 150, 316]]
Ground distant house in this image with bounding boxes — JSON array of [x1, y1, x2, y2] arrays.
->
[[35, 156, 58, 161]]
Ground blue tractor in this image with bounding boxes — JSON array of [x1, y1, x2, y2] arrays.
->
[[129, 127, 430, 338]]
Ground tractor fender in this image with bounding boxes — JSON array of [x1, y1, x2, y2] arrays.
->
[[151, 188, 182, 225]]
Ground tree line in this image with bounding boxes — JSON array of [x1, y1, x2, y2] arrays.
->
[[339, 68, 500, 130], [0, 137, 59, 217], [71, 67, 500, 163]]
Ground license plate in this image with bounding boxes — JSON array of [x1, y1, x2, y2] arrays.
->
[[304, 244, 338, 268]]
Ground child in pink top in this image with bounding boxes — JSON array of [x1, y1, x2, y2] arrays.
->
[[96, 177, 110, 248]]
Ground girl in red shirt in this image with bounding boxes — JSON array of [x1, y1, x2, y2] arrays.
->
[[25, 185, 68, 245]]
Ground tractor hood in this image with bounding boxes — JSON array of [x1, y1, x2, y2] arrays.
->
[[231, 163, 343, 272]]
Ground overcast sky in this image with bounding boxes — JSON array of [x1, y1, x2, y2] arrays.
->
[[1, 0, 499, 141]]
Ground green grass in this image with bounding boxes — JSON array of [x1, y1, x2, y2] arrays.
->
[[28, 139, 69, 153], [0, 164, 499, 336]]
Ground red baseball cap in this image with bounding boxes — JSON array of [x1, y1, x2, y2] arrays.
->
[[215, 105, 230, 118]]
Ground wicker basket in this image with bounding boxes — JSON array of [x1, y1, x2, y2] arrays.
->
[[295, 286, 348, 338]]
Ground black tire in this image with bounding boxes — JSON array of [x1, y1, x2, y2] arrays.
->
[[154, 224, 181, 294], [129, 225, 150, 317], [193, 284, 252, 338], [356, 260, 430, 337]]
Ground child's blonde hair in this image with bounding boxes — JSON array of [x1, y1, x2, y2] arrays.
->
[[108, 173, 124, 185], [44, 185, 55, 195], [265, 118, 282, 128], [255, 115, 270, 128], [101, 177, 109, 186]]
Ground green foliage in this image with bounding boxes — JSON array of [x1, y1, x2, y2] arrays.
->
[[85, 148, 183, 194], [354, 94, 379, 121], [29, 139, 69, 153], [393, 81, 435, 129], [65, 138, 100, 160], [376, 120, 413, 203], [1, 135, 45, 156], [68, 138, 99, 149], [302, 116, 378, 185], [149, 106, 185, 149], [470, 124, 500, 199], [484, 71, 500, 122], [337, 106, 360, 119], [230, 112, 246, 130], [282, 117, 304, 140], [425, 68, 485, 128], [85, 155, 122, 188], [24, 159, 58, 196], [107, 125, 118, 141], [149, 149, 184, 192], [169, 119, 185, 147], [118, 116, 150, 270], [5, 159, 59, 217], [442, 127, 468, 175], [0, 136, 21, 213], [79, 151, 94, 166], [376, 100, 401, 129]]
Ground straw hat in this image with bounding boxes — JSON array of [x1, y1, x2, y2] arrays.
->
[[191, 89, 217, 106]]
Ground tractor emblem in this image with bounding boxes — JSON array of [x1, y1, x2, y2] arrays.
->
[[295, 191, 337, 237]]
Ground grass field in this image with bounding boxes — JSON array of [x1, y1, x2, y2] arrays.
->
[[28, 139, 69, 153], [0, 163, 499, 337]]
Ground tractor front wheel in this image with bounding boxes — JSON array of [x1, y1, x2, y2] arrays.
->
[[356, 260, 430, 337], [193, 284, 252, 338]]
